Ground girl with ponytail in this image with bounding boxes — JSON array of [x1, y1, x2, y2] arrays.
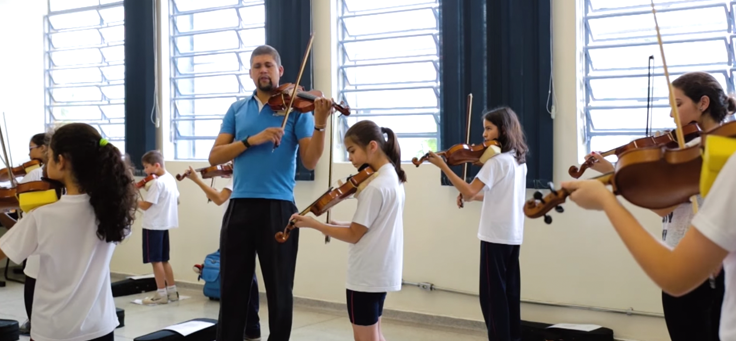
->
[[0, 122, 136, 341], [427, 106, 529, 340], [289, 120, 405, 340]]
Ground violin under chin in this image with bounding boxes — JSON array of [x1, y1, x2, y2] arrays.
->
[[478, 145, 502, 164], [18, 189, 58, 213]]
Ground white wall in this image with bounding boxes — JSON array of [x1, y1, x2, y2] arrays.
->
[[0, 0, 47, 172], [0, 0, 672, 340]]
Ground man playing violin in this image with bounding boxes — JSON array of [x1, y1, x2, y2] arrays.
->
[[208, 45, 335, 341]]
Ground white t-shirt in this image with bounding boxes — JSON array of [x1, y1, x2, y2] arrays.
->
[[0, 194, 119, 341], [691, 151, 736, 341], [18, 166, 44, 278], [222, 179, 233, 217], [660, 136, 703, 248], [347, 163, 405, 293], [475, 152, 528, 245], [142, 172, 179, 230]]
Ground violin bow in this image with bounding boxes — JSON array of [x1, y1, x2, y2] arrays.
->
[[0, 121, 18, 188], [650, 0, 699, 213], [324, 105, 333, 244], [459, 93, 472, 208], [274, 33, 315, 151], [2, 113, 14, 168]]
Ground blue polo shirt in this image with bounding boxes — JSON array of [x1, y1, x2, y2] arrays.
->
[[220, 93, 314, 201]]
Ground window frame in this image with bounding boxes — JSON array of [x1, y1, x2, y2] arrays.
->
[[581, 0, 736, 155], [334, 0, 441, 163], [168, 0, 266, 160], [44, 0, 126, 150]]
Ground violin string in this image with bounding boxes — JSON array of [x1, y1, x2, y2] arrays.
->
[[646, 56, 654, 137], [0, 120, 17, 188], [2, 112, 13, 167]]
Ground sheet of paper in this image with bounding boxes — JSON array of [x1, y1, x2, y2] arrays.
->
[[127, 273, 155, 280], [163, 321, 214, 336], [548, 323, 601, 332]]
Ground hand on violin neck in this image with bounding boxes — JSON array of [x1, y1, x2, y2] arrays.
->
[[584, 152, 615, 174], [560, 180, 617, 211], [425, 151, 447, 168], [185, 166, 199, 181], [289, 213, 318, 229], [252, 127, 284, 146], [313, 97, 334, 127]]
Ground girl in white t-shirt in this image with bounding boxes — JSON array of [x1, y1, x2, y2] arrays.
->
[[0, 132, 48, 335], [0, 123, 137, 341], [184, 166, 261, 341], [290, 120, 406, 341], [580, 71, 733, 340], [426, 107, 529, 341], [561, 150, 736, 341]]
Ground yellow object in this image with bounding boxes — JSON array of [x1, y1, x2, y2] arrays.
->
[[479, 145, 502, 164], [700, 134, 736, 197], [18, 190, 58, 213], [25, 163, 41, 173]]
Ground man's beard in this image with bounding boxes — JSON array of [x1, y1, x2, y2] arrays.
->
[[258, 78, 273, 91]]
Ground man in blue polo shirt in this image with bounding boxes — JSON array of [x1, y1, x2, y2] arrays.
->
[[209, 45, 333, 341]]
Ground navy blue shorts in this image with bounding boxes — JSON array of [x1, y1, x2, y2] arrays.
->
[[346, 289, 386, 326], [143, 229, 170, 264]]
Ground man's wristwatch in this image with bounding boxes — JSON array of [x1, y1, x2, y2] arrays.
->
[[314, 126, 326, 132], [241, 136, 251, 148]]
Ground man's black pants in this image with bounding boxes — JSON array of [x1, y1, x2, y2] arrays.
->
[[217, 198, 299, 341]]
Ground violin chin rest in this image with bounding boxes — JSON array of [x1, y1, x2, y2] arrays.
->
[[25, 164, 41, 173], [701, 135, 736, 198], [18, 189, 58, 213], [479, 145, 502, 164]]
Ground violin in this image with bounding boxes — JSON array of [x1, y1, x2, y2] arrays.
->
[[0, 160, 42, 182], [268, 83, 351, 117], [412, 140, 502, 167], [16, 178, 64, 213], [0, 187, 19, 211], [526, 121, 736, 224], [135, 174, 158, 189], [275, 164, 376, 243], [569, 122, 701, 178], [175, 163, 233, 181]]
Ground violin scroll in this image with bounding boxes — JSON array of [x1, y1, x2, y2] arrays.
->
[[524, 182, 567, 224], [568, 157, 597, 179]]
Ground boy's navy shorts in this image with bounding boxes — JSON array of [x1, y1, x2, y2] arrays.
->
[[143, 229, 170, 263]]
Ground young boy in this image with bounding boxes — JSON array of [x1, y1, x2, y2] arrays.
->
[[185, 165, 261, 341], [138, 150, 180, 305]]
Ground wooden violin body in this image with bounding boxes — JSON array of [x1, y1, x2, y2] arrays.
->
[[0, 160, 42, 182], [135, 174, 158, 189], [412, 140, 502, 167], [527, 121, 736, 223], [275, 165, 376, 243], [569, 122, 701, 178], [0, 187, 19, 211], [268, 83, 351, 116], [176, 163, 233, 181]]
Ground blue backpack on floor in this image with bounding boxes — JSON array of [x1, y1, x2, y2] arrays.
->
[[198, 250, 221, 300]]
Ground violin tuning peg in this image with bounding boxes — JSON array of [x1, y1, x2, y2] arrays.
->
[[547, 181, 558, 195], [544, 214, 553, 224], [533, 191, 544, 201], [555, 205, 564, 213]]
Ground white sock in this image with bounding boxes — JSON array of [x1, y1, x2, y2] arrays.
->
[[157, 288, 167, 297], [167, 285, 177, 293]]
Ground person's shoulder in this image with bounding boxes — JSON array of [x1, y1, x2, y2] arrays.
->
[[231, 96, 256, 112]]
